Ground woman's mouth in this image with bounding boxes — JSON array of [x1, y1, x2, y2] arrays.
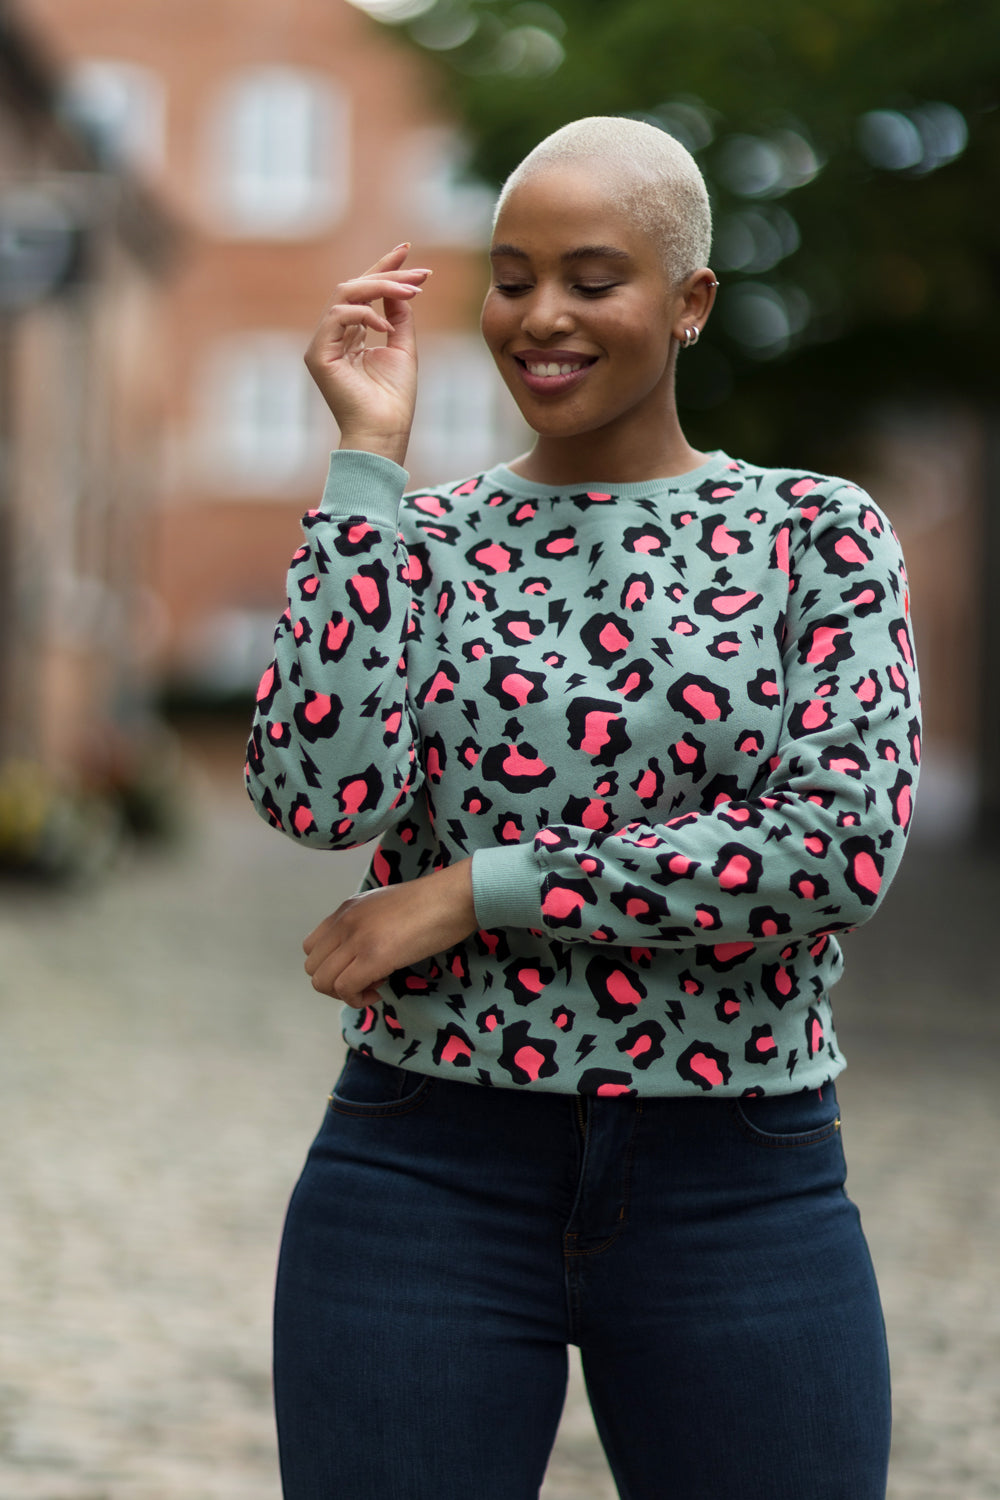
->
[[514, 352, 597, 395]]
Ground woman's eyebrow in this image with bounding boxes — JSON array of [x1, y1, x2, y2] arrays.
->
[[489, 243, 633, 263]]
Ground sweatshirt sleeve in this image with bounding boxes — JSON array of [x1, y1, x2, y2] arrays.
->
[[245, 449, 424, 848], [471, 483, 920, 947]]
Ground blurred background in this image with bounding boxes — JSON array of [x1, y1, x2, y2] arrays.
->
[[0, 1, 998, 1497]]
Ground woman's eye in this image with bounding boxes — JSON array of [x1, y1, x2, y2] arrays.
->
[[576, 282, 619, 297], [494, 282, 531, 296]]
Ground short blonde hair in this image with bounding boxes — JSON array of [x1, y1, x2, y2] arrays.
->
[[494, 116, 713, 285]]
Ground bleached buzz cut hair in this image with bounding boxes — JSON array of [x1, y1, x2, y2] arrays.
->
[[494, 116, 713, 285]]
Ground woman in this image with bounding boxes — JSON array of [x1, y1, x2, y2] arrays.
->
[[246, 116, 919, 1499]]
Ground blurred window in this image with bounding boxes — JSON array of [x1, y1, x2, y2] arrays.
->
[[399, 128, 494, 247], [408, 334, 526, 479], [208, 68, 348, 236], [61, 60, 166, 171], [197, 332, 333, 493]]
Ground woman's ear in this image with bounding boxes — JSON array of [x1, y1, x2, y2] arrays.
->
[[672, 269, 719, 347]]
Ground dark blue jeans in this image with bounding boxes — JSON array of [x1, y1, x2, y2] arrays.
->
[[273, 1050, 890, 1499]]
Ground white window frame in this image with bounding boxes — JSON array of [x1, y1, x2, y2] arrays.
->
[[206, 67, 349, 237], [196, 331, 334, 494]]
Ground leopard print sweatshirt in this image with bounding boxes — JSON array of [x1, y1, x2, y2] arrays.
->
[[246, 447, 919, 1097]]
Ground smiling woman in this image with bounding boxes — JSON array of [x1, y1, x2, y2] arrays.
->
[[244, 115, 919, 1500]]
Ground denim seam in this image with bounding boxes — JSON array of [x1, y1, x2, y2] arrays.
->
[[730, 1101, 842, 1150], [328, 1081, 434, 1118]]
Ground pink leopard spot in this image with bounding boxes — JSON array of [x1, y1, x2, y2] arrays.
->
[[774, 529, 790, 574], [712, 590, 759, 617], [690, 1052, 725, 1087], [441, 1035, 472, 1065], [256, 665, 275, 703], [413, 494, 447, 517], [714, 941, 755, 962], [718, 854, 752, 891], [853, 852, 882, 896], [801, 700, 830, 731], [834, 535, 868, 566], [791, 478, 819, 496], [606, 971, 642, 1007], [475, 543, 513, 572], [501, 672, 536, 706], [598, 622, 630, 653], [635, 769, 658, 799], [582, 711, 619, 755], [340, 779, 369, 815], [514, 1045, 547, 1082], [351, 574, 383, 613], [293, 805, 315, 834], [669, 854, 692, 875], [304, 695, 333, 725], [806, 625, 846, 664], [505, 746, 549, 776], [711, 522, 741, 553], [627, 1034, 653, 1058], [675, 738, 699, 765], [582, 800, 610, 830], [542, 886, 586, 919]]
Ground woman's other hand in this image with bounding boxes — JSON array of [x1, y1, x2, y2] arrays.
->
[[302, 860, 478, 1009], [304, 244, 432, 467]]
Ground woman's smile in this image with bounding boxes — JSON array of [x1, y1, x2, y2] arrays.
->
[[513, 349, 599, 394]]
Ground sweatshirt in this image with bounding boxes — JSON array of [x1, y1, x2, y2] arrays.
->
[[246, 447, 920, 1097]]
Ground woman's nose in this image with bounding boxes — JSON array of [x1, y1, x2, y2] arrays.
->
[[520, 286, 574, 340]]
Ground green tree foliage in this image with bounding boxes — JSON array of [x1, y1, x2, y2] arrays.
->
[[363, 0, 1000, 462]]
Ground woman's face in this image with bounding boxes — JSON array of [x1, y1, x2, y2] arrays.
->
[[481, 165, 683, 454]]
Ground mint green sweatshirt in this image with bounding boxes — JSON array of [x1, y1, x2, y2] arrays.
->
[[246, 448, 919, 1096]]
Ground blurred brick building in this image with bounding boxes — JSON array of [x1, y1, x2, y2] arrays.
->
[[0, 3, 174, 865], [19, 0, 522, 705]]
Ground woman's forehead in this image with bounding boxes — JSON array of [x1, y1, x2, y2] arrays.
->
[[492, 164, 658, 255]]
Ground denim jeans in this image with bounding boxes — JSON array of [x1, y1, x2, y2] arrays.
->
[[273, 1050, 890, 1499]]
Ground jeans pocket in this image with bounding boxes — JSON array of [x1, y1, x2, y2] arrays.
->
[[328, 1048, 433, 1117], [733, 1085, 842, 1149]]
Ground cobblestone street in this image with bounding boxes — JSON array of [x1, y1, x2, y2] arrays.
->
[[1, 733, 998, 1499]]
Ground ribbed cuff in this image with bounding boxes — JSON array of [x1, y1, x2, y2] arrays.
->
[[471, 842, 543, 930], [315, 449, 409, 529]]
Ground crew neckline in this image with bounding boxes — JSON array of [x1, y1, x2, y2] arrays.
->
[[482, 451, 737, 499]]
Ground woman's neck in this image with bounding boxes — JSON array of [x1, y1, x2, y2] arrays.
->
[[507, 423, 710, 487]]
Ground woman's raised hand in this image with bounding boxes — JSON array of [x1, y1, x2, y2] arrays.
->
[[304, 244, 432, 467]]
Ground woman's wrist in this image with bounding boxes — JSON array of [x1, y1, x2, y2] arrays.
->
[[338, 431, 410, 467]]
